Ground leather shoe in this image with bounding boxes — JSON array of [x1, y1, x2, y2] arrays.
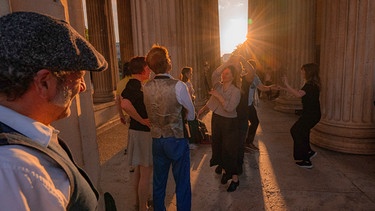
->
[[221, 173, 231, 184], [227, 180, 239, 192]]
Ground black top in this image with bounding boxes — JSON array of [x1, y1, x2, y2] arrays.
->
[[121, 79, 150, 131], [301, 82, 321, 116], [236, 76, 252, 120]]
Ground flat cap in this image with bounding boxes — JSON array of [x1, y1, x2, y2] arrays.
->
[[0, 11, 107, 72]]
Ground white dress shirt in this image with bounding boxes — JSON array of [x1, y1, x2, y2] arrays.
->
[[0, 105, 70, 211]]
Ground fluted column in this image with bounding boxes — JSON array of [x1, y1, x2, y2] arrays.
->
[[178, 0, 203, 101], [311, 0, 375, 154], [66, 0, 100, 188], [86, 0, 117, 103], [274, 0, 316, 113], [131, 0, 184, 74], [0, 0, 10, 16], [246, 0, 269, 61], [129, 0, 220, 102], [116, 0, 133, 65], [199, 0, 221, 76], [246, 0, 278, 87], [193, 0, 220, 103]]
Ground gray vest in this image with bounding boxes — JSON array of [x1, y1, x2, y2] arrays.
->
[[144, 76, 185, 138]]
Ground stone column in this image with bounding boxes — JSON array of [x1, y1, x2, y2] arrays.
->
[[246, 0, 277, 83], [204, 0, 220, 101], [116, 0, 134, 65], [130, 0, 180, 68], [129, 0, 220, 84], [0, 0, 10, 16], [311, 0, 375, 154], [178, 0, 200, 100], [274, 0, 316, 113], [184, 0, 220, 104], [86, 0, 118, 103], [67, 0, 100, 187], [8, 0, 66, 18], [246, 0, 269, 59], [199, 0, 221, 76]]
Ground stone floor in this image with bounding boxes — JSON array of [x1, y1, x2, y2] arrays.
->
[[97, 99, 375, 211]]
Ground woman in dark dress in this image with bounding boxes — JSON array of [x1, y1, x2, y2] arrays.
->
[[280, 63, 321, 169]]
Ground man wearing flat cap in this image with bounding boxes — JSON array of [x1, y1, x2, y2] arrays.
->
[[0, 12, 107, 210]]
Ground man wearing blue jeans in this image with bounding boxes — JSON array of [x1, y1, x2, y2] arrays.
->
[[144, 45, 195, 211]]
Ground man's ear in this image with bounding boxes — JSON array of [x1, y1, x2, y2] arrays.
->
[[33, 69, 55, 99]]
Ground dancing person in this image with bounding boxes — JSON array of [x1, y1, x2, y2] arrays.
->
[[236, 59, 256, 171], [198, 55, 249, 192], [244, 59, 278, 152], [279, 63, 321, 168], [144, 45, 195, 211], [121, 56, 152, 211], [0, 12, 107, 210]]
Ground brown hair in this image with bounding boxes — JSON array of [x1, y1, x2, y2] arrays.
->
[[145, 45, 171, 74], [226, 65, 240, 88], [180, 66, 192, 82], [129, 56, 147, 75], [301, 63, 321, 90]]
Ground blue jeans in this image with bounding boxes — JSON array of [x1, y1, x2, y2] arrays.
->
[[152, 137, 191, 211]]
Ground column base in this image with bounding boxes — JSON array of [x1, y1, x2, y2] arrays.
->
[[273, 95, 302, 114], [93, 91, 115, 104], [311, 121, 375, 155]]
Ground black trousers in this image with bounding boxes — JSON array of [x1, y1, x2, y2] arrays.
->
[[245, 103, 259, 145], [210, 113, 241, 176], [291, 114, 320, 160]]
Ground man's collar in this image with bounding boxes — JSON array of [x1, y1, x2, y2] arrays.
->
[[0, 105, 57, 146]]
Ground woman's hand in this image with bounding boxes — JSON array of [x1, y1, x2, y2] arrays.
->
[[197, 106, 208, 120], [209, 88, 225, 104], [140, 118, 151, 128], [208, 89, 219, 98]]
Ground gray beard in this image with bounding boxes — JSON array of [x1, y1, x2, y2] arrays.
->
[[51, 85, 72, 107]]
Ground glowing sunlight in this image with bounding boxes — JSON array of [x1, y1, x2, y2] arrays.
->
[[257, 125, 286, 209], [219, 0, 248, 56]]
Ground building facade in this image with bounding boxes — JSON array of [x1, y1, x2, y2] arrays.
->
[[1, 0, 374, 196]]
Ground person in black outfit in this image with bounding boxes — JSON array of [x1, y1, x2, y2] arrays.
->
[[280, 63, 321, 169], [236, 61, 255, 172], [121, 56, 152, 211]]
